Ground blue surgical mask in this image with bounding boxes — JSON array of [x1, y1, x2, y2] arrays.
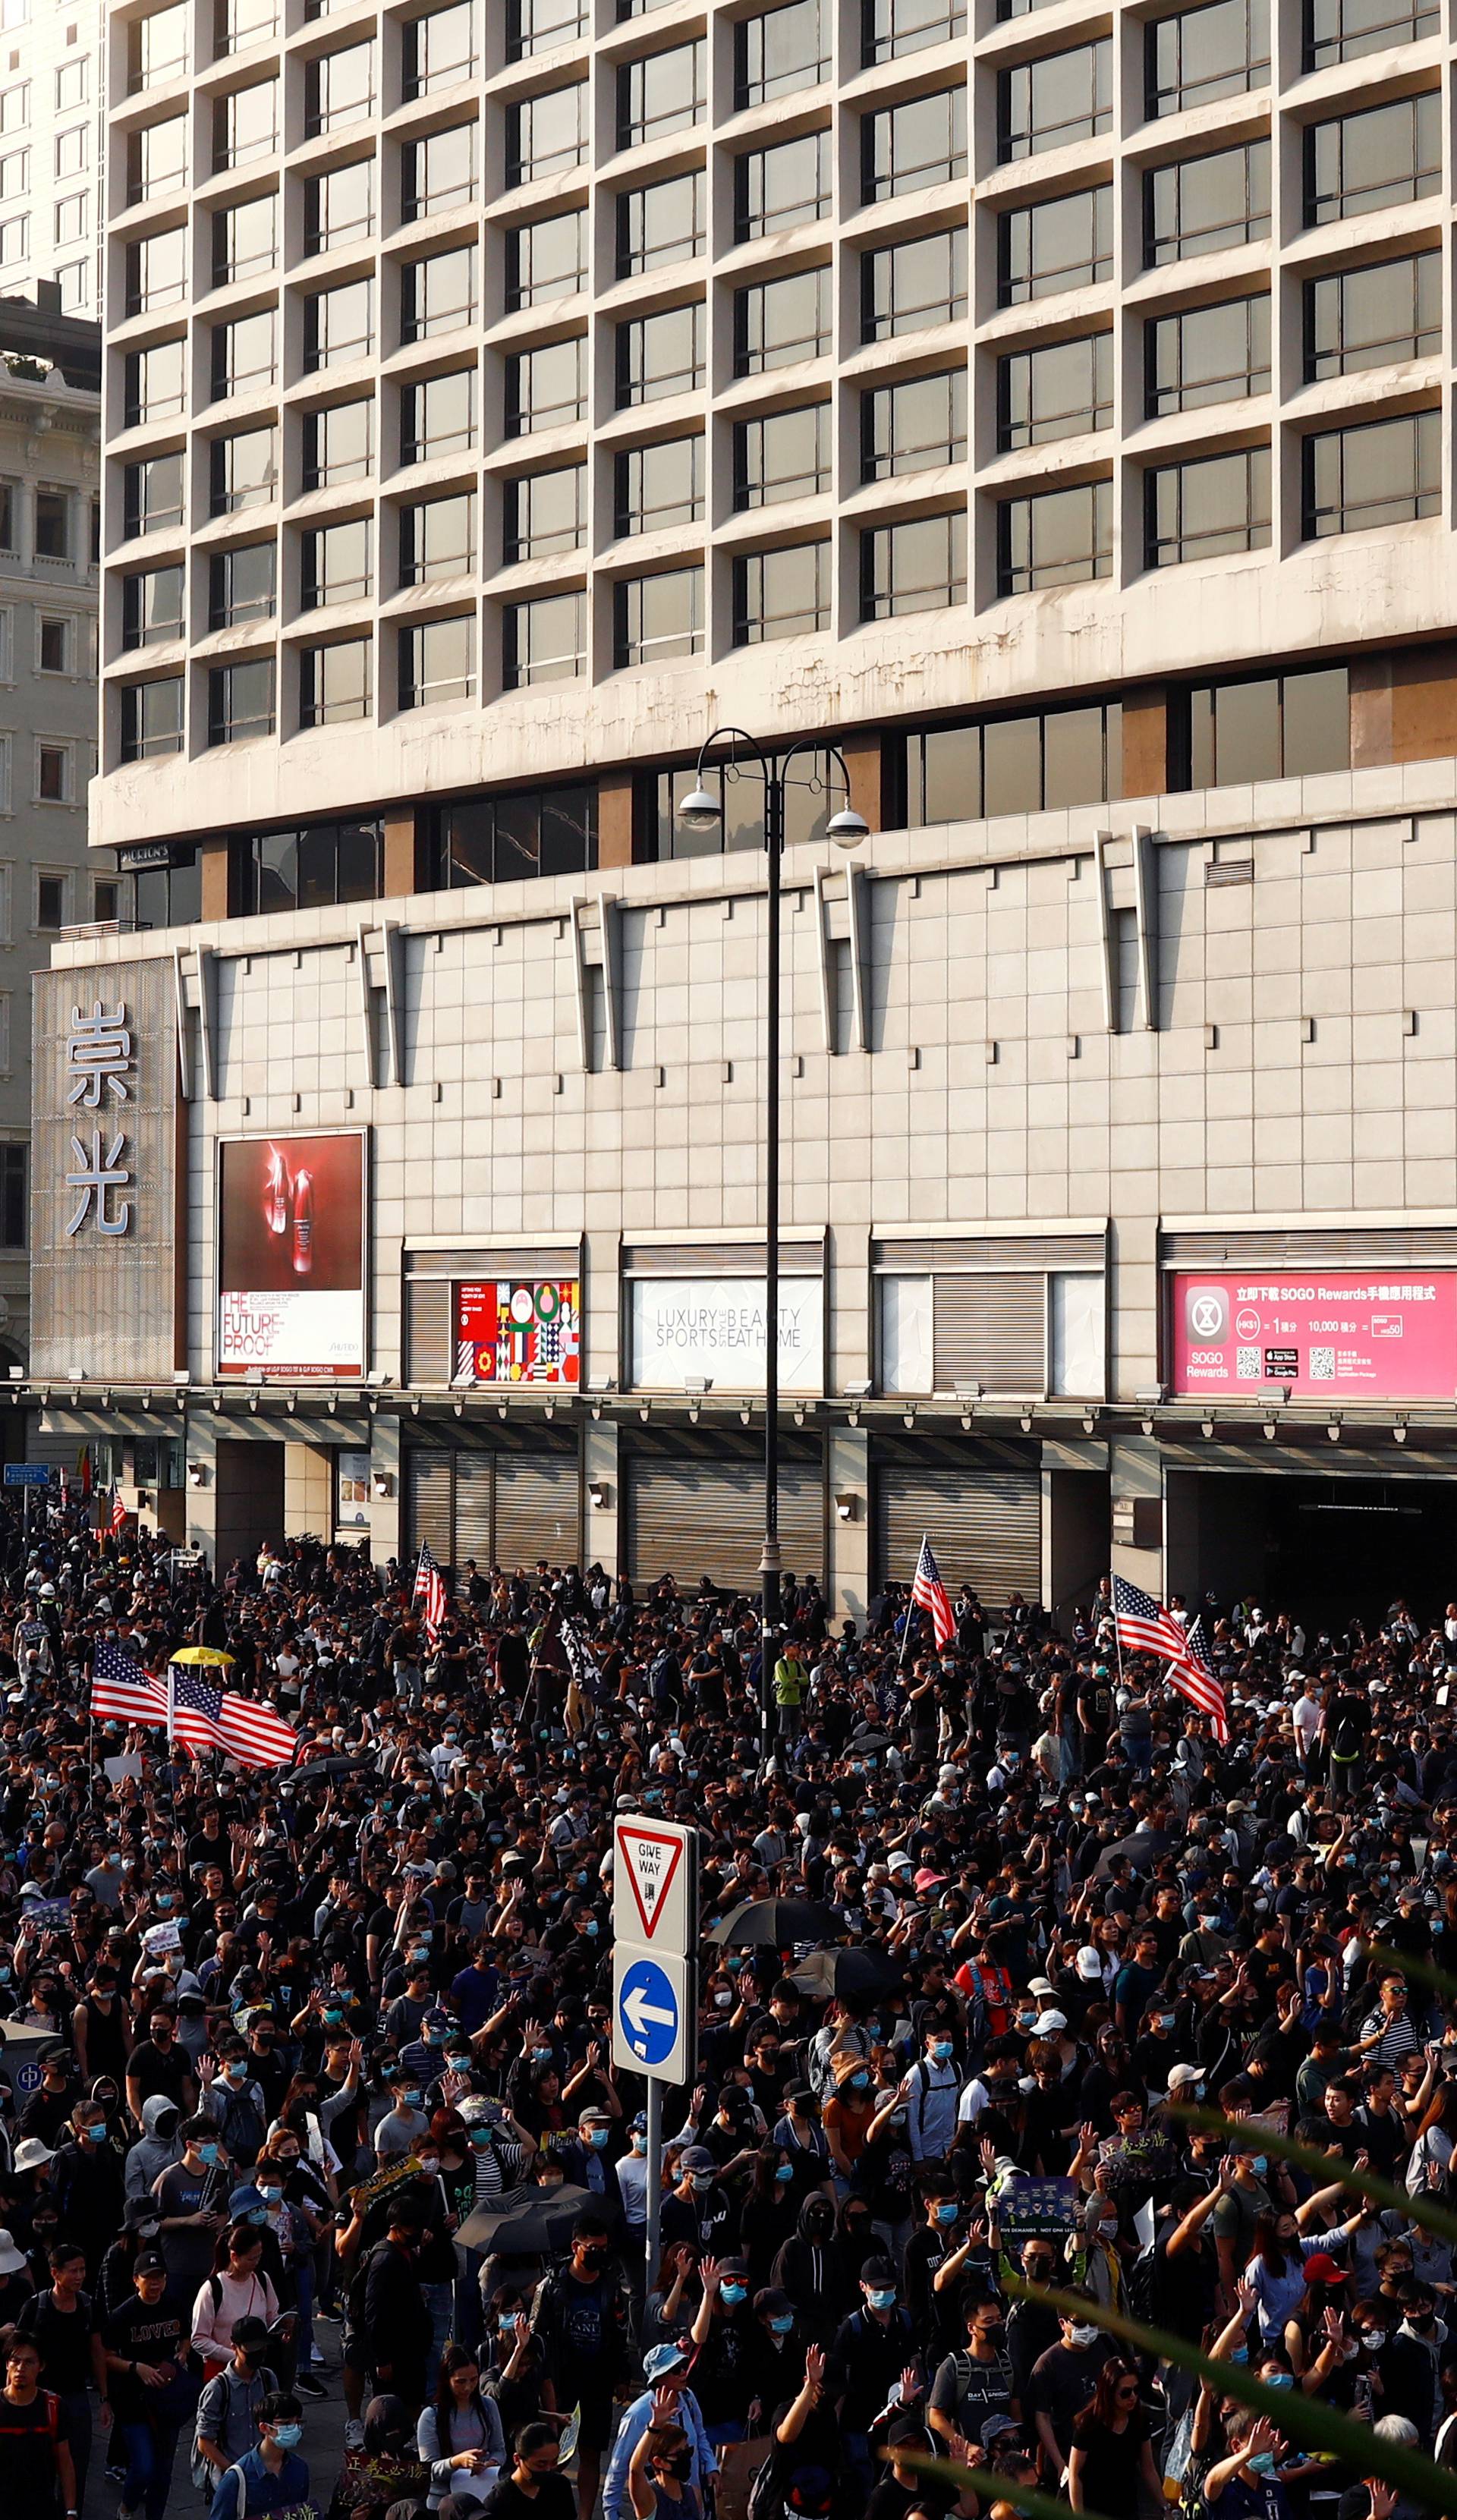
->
[[775, 2164, 794, 2185], [470, 2128, 492, 2150], [1251, 2157, 1267, 2176], [272, 2424, 302, 2450], [932, 2042, 952, 2061], [867, 2288, 895, 2311], [1229, 2347, 1248, 2364], [587, 2128, 609, 2149], [1248, 2454, 1276, 2477], [936, 2203, 959, 2226], [197, 2142, 219, 2165], [769, 2314, 794, 2335], [1262, 2372, 1295, 2391], [720, 2283, 747, 2306]]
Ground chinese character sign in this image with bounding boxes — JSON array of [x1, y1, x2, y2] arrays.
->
[[1171, 1270, 1457, 1400], [31, 960, 178, 1381], [454, 1281, 581, 1386]]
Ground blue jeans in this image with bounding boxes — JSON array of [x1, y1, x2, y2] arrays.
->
[[119, 2418, 180, 2520]]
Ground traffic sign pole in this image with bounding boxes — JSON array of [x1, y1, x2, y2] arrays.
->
[[645, 2078, 662, 2293], [611, 1816, 697, 2298]]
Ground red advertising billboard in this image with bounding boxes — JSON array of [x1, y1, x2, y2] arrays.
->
[[453, 1280, 580, 1386], [1170, 1270, 1457, 1401], [218, 1133, 366, 1378]]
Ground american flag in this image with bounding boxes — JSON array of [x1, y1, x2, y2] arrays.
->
[[1112, 1574, 1188, 1662], [109, 1489, 127, 1536], [168, 1666, 298, 1768], [910, 1534, 955, 1650], [1169, 1613, 1228, 1741], [413, 1543, 447, 1647], [91, 1640, 167, 1729]]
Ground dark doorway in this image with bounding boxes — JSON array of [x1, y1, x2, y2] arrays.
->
[[1179, 1469, 1457, 1633]]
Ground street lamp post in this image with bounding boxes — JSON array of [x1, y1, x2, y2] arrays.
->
[[678, 730, 868, 1759]]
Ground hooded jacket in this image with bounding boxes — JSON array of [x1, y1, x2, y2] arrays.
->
[[124, 2091, 182, 2200]]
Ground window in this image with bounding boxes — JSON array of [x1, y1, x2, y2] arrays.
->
[[1146, 445, 1270, 565], [401, 492, 475, 584], [506, 0, 587, 54], [996, 480, 1112, 593], [128, 5, 187, 91], [305, 158, 373, 253], [0, 210, 26, 263], [401, 368, 476, 464], [121, 565, 184, 648], [0, 486, 11, 552], [403, 1, 476, 95], [401, 246, 475, 341], [216, 0, 278, 53], [507, 209, 585, 308], [124, 452, 184, 539], [506, 83, 587, 184], [861, 511, 967, 615], [506, 336, 587, 435], [53, 190, 86, 244], [402, 123, 473, 221], [128, 113, 186, 200], [302, 398, 373, 487], [125, 226, 186, 316], [213, 78, 276, 169], [901, 703, 1122, 820], [1304, 94, 1440, 224], [302, 518, 371, 608], [618, 40, 704, 143], [865, 87, 967, 197], [864, 0, 966, 59], [1145, 139, 1270, 263], [861, 228, 968, 338], [37, 755, 70, 810], [399, 615, 475, 708], [428, 785, 596, 886], [735, 267, 832, 373], [208, 424, 276, 518], [1302, 409, 1440, 537], [303, 278, 372, 370], [615, 303, 703, 406], [999, 185, 1112, 301], [36, 869, 66, 920], [0, 81, 26, 131], [1147, 294, 1270, 413], [1305, 253, 1440, 379], [305, 42, 374, 136], [124, 337, 187, 426], [55, 125, 85, 176], [37, 616, 73, 674], [0, 147, 25, 195], [300, 637, 372, 726], [862, 370, 965, 479], [209, 540, 275, 628], [736, 2, 827, 103], [1175, 665, 1349, 785], [0, 1143, 22, 1247], [733, 543, 829, 643], [211, 307, 275, 399], [735, 133, 830, 240], [614, 568, 703, 666], [999, 333, 1112, 446], [241, 820, 382, 911], [1304, 0, 1437, 68], [1147, 0, 1269, 116], [212, 194, 275, 287], [612, 439, 701, 537], [503, 591, 587, 687], [33, 490, 69, 558], [121, 677, 184, 761], [209, 657, 275, 744], [55, 61, 87, 108], [735, 405, 829, 507], [93, 879, 121, 925], [507, 464, 588, 558], [616, 172, 704, 276], [58, 261, 90, 315], [998, 47, 1107, 164]]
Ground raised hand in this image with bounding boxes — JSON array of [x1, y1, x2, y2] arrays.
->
[[803, 2345, 825, 2403], [898, 2364, 922, 2404]]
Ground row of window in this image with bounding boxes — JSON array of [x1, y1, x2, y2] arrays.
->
[[0, 190, 90, 269]]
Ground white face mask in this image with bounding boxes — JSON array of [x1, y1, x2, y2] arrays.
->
[[1070, 2325, 1100, 2348]]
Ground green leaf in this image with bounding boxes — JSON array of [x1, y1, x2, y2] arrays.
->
[[890, 2450, 1122, 2520], [1170, 2104, 1457, 2251]]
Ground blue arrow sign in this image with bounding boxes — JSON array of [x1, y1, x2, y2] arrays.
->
[[617, 1956, 679, 2069]]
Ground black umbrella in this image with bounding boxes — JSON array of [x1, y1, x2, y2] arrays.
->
[[846, 1728, 892, 1754], [791, 1946, 904, 2002], [710, 1896, 842, 1947], [1091, 1827, 1171, 1880], [456, 2180, 601, 2256]]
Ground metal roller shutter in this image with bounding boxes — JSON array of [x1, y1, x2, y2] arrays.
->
[[455, 1455, 492, 1564], [1164, 1229, 1457, 1268], [933, 1274, 1044, 1392], [406, 1451, 452, 1562], [628, 1461, 824, 1593], [875, 1236, 1104, 1270], [875, 1468, 1040, 1608], [404, 1279, 452, 1386], [495, 1454, 579, 1569]]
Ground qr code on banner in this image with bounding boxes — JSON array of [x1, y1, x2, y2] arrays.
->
[[1236, 1347, 1260, 1379], [1311, 1347, 1336, 1379]]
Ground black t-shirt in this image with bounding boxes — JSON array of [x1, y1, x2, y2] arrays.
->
[[0, 2386, 68, 2520], [102, 2290, 188, 2423], [15, 2289, 98, 2395], [480, 2471, 577, 2520], [127, 2037, 191, 2110]]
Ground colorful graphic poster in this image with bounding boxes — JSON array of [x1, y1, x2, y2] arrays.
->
[[1170, 1269, 1457, 1400], [453, 1279, 581, 1386], [218, 1134, 366, 1378]]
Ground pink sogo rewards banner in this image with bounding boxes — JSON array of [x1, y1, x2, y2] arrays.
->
[[1171, 1270, 1457, 1401]]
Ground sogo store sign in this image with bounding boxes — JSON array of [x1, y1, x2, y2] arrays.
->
[[1171, 1269, 1457, 1400]]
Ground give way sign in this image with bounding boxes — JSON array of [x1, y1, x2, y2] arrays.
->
[[613, 1816, 695, 1959]]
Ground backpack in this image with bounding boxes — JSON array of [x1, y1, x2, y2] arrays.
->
[[1127, 2245, 1160, 2326]]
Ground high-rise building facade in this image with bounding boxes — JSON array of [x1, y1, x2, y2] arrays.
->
[[43, 0, 1457, 1610], [0, 1, 105, 319]]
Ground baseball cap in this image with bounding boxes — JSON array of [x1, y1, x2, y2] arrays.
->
[[134, 2251, 167, 2277], [232, 2316, 270, 2348], [680, 2146, 716, 2173], [1301, 2253, 1341, 2285], [1034, 2010, 1068, 2036], [1027, 1977, 1057, 1999], [1075, 1948, 1103, 1981], [1167, 2062, 1203, 2091]]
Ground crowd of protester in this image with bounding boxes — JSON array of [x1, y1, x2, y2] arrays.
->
[[0, 1499, 1450, 2520]]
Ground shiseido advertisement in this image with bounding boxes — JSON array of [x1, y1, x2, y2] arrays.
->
[[217, 1132, 366, 1377]]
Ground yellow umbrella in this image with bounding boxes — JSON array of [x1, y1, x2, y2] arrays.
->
[[168, 1646, 234, 1666]]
